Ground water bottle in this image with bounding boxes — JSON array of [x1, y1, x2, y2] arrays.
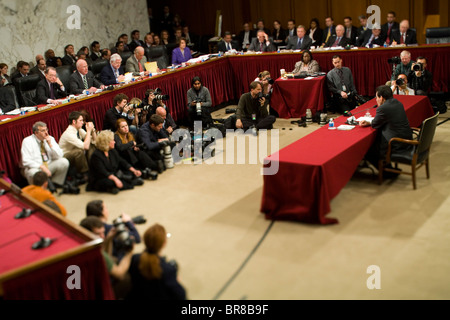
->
[[20, 107, 25, 116], [328, 118, 335, 130]]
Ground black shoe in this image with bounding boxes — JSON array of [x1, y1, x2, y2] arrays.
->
[[133, 178, 144, 186], [157, 160, 165, 173], [47, 180, 57, 193], [107, 187, 120, 194]]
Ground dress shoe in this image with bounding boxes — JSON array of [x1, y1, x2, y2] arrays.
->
[[134, 178, 144, 186], [107, 187, 120, 195]]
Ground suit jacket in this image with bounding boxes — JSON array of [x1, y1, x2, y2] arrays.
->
[[326, 67, 357, 96], [62, 54, 76, 67], [272, 28, 288, 47], [171, 47, 192, 65], [237, 30, 256, 50], [100, 64, 124, 85], [344, 26, 358, 45], [103, 107, 132, 131], [69, 71, 103, 94], [324, 35, 351, 48], [126, 54, 148, 75], [391, 29, 417, 45], [356, 26, 369, 42], [358, 29, 386, 47], [29, 67, 46, 81], [0, 74, 12, 87], [381, 22, 399, 44], [138, 122, 168, 151], [321, 26, 336, 44], [90, 52, 101, 62], [371, 97, 412, 156], [128, 40, 145, 54], [307, 28, 323, 46], [286, 35, 313, 50], [217, 40, 238, 52], [88, 148, 131, 184], [248, 38, 276, 52], [36, 78, 68, 104]]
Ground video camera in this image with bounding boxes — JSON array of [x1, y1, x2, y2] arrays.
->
[[388, 56, 401, 64], [413, 63, 423, 72], [154, 88, 169, 101]]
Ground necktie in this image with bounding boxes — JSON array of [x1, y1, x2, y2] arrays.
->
[[346, 28, 351, 39], [77, 130, 81, 140], [325, 28, 331, 43], [386, 25, 392, 44], [115, 69, 119, 80], [40, 141, 48, 167], [400, 33, 405, 44], [333, 37, 340, 47], [297, 38, 302, 49], [138, 61, 143, 72], [260, 42, 263, 52], [49, 83, 55, 99], [227, 43, 231, 51], [83, 75, 88, 89], [367, 35, 374, 46]]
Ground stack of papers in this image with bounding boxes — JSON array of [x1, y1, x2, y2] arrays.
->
[[356, 116, 374, 123], [337, 125, 356, 130]]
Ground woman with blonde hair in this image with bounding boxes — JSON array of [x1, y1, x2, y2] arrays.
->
[[86, 130, 143, 194], [127, 223, 186, 300]]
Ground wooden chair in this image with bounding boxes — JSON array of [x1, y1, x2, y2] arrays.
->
[[378, 112, 440, 189]]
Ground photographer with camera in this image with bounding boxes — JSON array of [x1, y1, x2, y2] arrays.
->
[[142, 88, 171, 120], [86, 200, 142, 259], [389, 50, 413, 86], [408, 56, 433, 96], [326, 55, 359, 114], [235, 81, 276, 133], [114, 118, 159, 179], [391, 74, 415, 95], [187, 76, 213, 129], [103, 93, 137, 134], [156, 106, 177, 136], [137, 114, 171, 173], [126, 223, 187, 300], [79, 215, 134, 299]]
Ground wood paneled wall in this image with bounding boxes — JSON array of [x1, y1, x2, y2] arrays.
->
[[161, 0, 449, 44]]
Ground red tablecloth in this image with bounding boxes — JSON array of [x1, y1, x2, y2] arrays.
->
[[260, 96, 435, 224], [270, 76, 327, 118]]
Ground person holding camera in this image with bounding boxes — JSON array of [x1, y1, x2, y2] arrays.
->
[[86, 130, 143, 194], [155, 106, 177, 136], [326, 54, 359, 114], [103, 93, 137, 134], [79, 215, 134, 299], [126, 223, 187, 300], [114, 118, 159, 177], [391, 74, 415, 95], [389, 50, 413, 86], [408, 56, 433, 96], [235, 81, 276, 132], [187, 76, 213, 129]]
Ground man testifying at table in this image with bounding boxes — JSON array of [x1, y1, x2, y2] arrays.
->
[[69, 59, 105, 94], [286, 25, 312, 50], [360, 85, 413, 173], [326, 55, 358, 114], [235, 81, 276, 131], [36, 67, 68, 105]]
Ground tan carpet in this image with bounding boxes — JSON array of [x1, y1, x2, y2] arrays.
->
[[59, 108, 450, 300]]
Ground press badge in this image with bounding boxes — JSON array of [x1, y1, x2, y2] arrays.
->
[[42, 153, 49, 162], [252, 113, 256, 121], [342, 85, 347, 92]]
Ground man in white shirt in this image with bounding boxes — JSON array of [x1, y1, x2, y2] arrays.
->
[[391, 74, 415, 95], [20, 121, 69, 187], [59, 111, 97, 182]]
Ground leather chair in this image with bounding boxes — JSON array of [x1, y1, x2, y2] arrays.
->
[[120, 51, 133, 68], [0, 85, 19, 112], [56, 65, 73, 91], [426, 27, 450, 44], [15, 74, 41, 107], [378, 112, 440, 189], [90, 59, 109, 81], [147, 46, 169, 69]]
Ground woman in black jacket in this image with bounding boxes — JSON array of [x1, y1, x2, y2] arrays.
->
[[86, 130, 143, 194]]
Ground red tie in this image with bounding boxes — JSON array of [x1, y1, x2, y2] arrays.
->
[[138, 61, 143, 72], [400, 33, 405, 44], [386, 25, 392, 44], [260, 42, 263, 52], [333, 37, 340, 46]]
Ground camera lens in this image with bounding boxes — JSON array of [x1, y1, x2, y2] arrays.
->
[[396, 78, 405, 86]]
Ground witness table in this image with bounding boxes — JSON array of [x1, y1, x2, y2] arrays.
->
[[270, 76, 327, 118], [1, 44, 449, 183], [0, 178, 114, 299], [260, 96, 435, 224]]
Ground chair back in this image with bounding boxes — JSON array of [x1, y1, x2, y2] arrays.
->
[[416, 112, 439, 155], [56, 65, 73, 90], [0, 85, 20, 110], [120, 51, 133, 67], [147, 46, 168, 69], [426, 27, 450, 44], [91, 59, 109, 77], [16, 74, 41, 106]]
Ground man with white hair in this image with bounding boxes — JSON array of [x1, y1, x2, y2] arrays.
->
[[324, 24, 351, 47], [100, 53, 125, 85], [392, 20, 417, 45], [358, 22, 386, 47], [390, 50, 413, 84], [125, 46, 150, 76], [69, 59, 104, 94]]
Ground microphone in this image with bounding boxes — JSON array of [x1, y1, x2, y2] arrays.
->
[[15, 208, 34, 219], [31, 236, 54, 250]]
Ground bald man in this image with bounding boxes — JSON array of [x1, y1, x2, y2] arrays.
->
[[69, 59, 104, 94], [155, 106, 177, 135], [391, 20, 417, 45], [324, 24, 351, 47], [125, 46, 150, 76]]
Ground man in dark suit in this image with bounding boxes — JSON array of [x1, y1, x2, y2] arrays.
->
[[391, 20, 417, 45], [103, 93, 134, 132], [324, 25, 351, 48], [360, 85, 413, 170], [321, 17, 336, 46], [285, 25, 312, 50], [61, 44, 77, 69], [343, 17, 358, 45], [356, 15, 369, 43], [255, 19, 271, 36], [100, 53, 125, 85], [36, 67, 68, 105], [183, 25, 199, 52], [69, 59, 104, 94], [237, 23, 255, 51], [218, 31, 238, 52], [358, 23, 386, 47], [128, 30, 145, 53], [381, 11, 400, 46], [11, 61, 30, 84], [30, 58, 46, 80], [90, 41, 102, 62], [248, 30, 276, 52]]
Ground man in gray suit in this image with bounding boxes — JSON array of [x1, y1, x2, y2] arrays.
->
[[286, 25, 312, 50], [248, 30, 276, 52], [69, 59, 104, 94], [360, 85, 413, 171], [125, 46, 150, 76], [326, 54, 358, 114]]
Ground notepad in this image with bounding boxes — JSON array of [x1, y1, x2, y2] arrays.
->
[[337, 125, 355, 130], [145, 62, 158, 73]]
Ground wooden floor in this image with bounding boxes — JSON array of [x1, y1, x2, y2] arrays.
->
[[59, 106, 450, 300]]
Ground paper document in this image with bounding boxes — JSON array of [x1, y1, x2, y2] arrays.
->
[[337, 125, 355, 130], [145, 62, 158, 73], [356, 116, 373, 123]]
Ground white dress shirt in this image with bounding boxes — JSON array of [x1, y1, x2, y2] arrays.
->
[[59, 125, 87, 154], [20, 134, 64, 169]]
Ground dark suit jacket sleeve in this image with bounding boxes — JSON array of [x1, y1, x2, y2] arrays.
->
[[286, 37, 295, 50], [111, 148, 131, 172], [103, 109, 119, 131], [36, 80, 49, 104], [89, 150, 114, 179], [166, 113, 177, 130], [140, 125, 160, 151], [302, 36, 312, 50], [69, 73, 84, 94], [55, 83, 67, 99]]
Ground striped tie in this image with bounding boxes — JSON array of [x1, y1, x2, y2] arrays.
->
[[83, 75, 88, 89]]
